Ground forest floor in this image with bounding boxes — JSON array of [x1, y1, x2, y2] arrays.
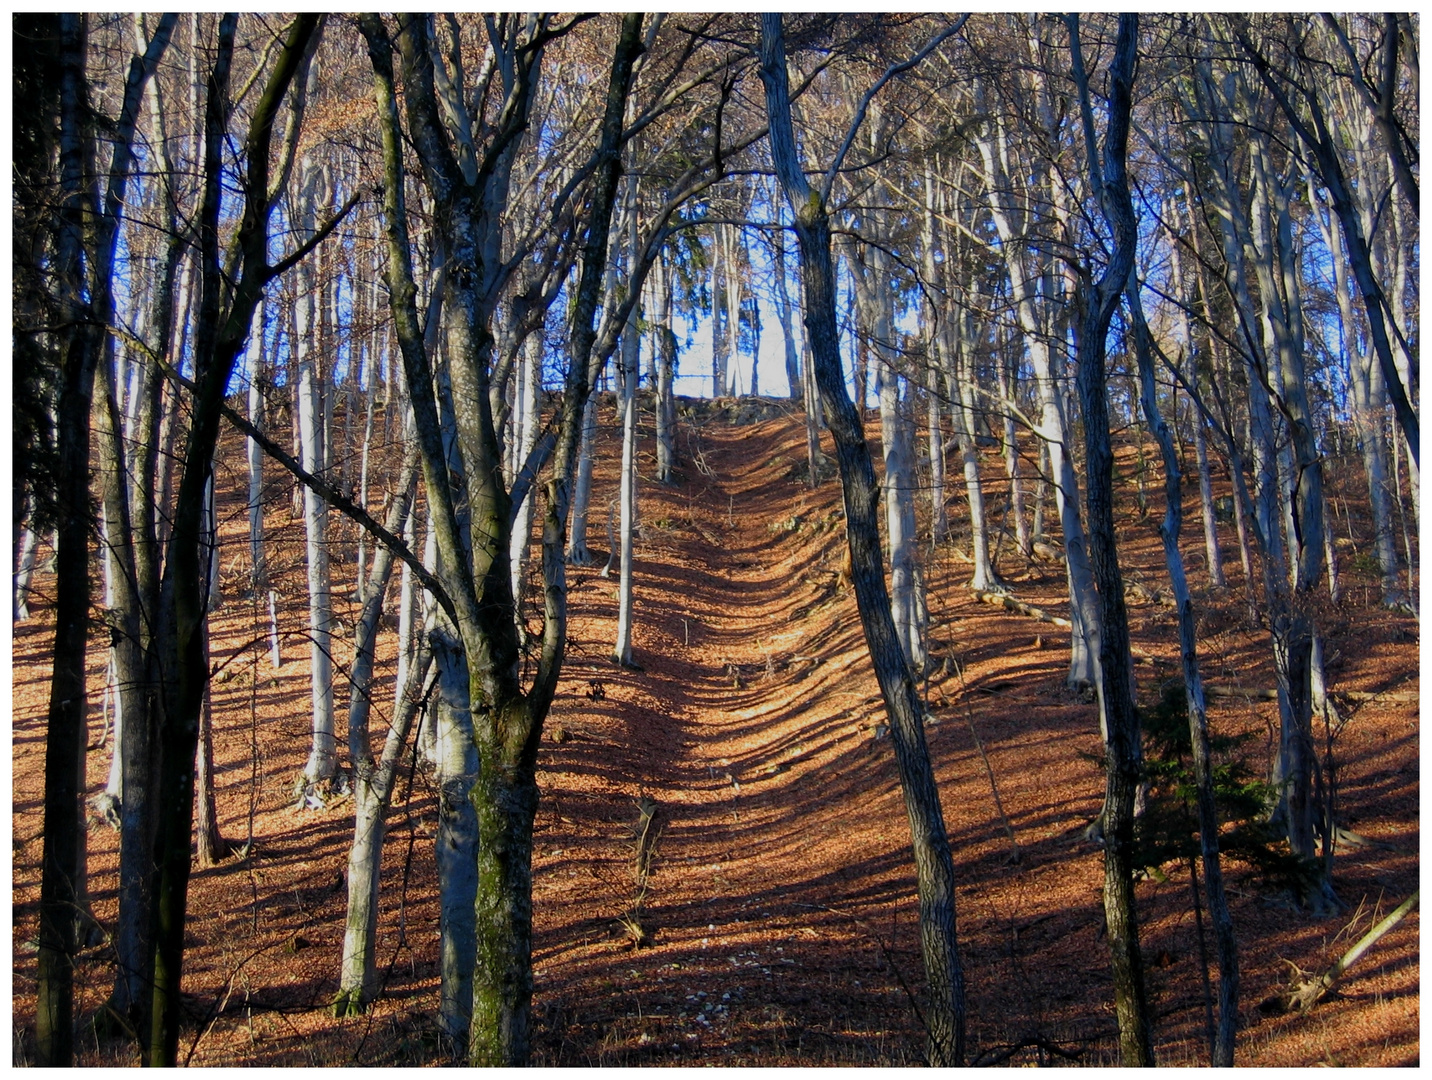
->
[[11, 395, 1420, 1066]]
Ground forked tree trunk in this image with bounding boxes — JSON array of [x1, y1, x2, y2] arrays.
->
[[1066, 14, 1154, 1065]]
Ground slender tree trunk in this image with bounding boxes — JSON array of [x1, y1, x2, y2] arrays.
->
[[613, 165, 640, 666], [760, 18, 964, 1063], [14, 509, 40, 621], [335, 454, 419, 1013], [998, 335, 1030, 559], [978, 118, 1099, 685], [1130, 287, 1238, 1065], [802, 338, 822, 487], [927, 382, 948, 544], [1066, 15, 1154, 1064], [296, 148, 337, 788], [509, 333, 543, 619], [773, 196, 802, 400], [247, 298, 268, 592], [653, 255, 678, 483], [566, 392, 598, 565]]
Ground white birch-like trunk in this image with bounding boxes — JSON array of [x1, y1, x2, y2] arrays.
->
[[772, 196, 801, 400], [997, 337, 1030, 559], [430, 626, 479, 1048], [1311, 180, 1403, 605], [978, 119, 1098, 684], [653, 254, 678, 482], [246, 296, 267, 592], [14, 512, 40, 621], [509, 332, 543, 617], [927, 384, 948, 544], [296, 155, 336, 786], [566, 391, 599, 565], [951, 310, 997, 591], [613, 170, 641, 665]]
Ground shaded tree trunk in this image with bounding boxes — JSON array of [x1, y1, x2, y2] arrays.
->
[[1129, 286, 1238, 1065], [760, 15, 965, 1064], [1066, 15, 1154, 1065]]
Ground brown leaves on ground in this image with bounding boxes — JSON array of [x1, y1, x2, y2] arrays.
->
[[10, 398, 1419, 1065]]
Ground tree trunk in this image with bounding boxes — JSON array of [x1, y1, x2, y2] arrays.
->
[[566, 392, 599, 565], [336, 454, 420, 1013], [14, 510, 40, 621], [998, 334, 1030, 559], [653, 254, 678, 483], [613, 166, 641, 666], [296, 146, 337, 789], [1129, 286, 1238, 1065], [38, 13, 175, 1061], [760, 17, 965, 1064], [148, 17, 322, 1063], [1066, 15, 1154, 1065], [247, 297, 268, 591], [431, 624, 480, 1051], [978, 115, 1099, 686], [509, 333, 543, 619], [773, 196, 802, 400]]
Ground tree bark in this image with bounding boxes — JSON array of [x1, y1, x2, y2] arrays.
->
[[760, 15, 965, 1064], [1129, 286, 1238, 1065], [37, 13, 175, 1063], [1066, 14, 1155, 1065]]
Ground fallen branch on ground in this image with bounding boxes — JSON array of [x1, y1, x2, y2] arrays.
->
[[1204, 685, 1417, 704], [971, 589, 1071, 628], [1278, 889, 1418, 1013]]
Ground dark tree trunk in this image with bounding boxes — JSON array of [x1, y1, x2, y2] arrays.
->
[[760, 15, 965, 1065], [147, 17, 322, 1064], [37, 13, 176, 1062], [1065, 14, 1155, 1066], [1129, 287, 1238, 1065]]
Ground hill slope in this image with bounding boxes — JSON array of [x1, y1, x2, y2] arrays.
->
[[11, 398, 1418, 1065]]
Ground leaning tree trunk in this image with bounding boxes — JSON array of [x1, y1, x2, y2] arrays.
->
[[1130, 286, 1238, 1065], [760, 16, 965, 1064], [333, 450, 418, 1013]]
